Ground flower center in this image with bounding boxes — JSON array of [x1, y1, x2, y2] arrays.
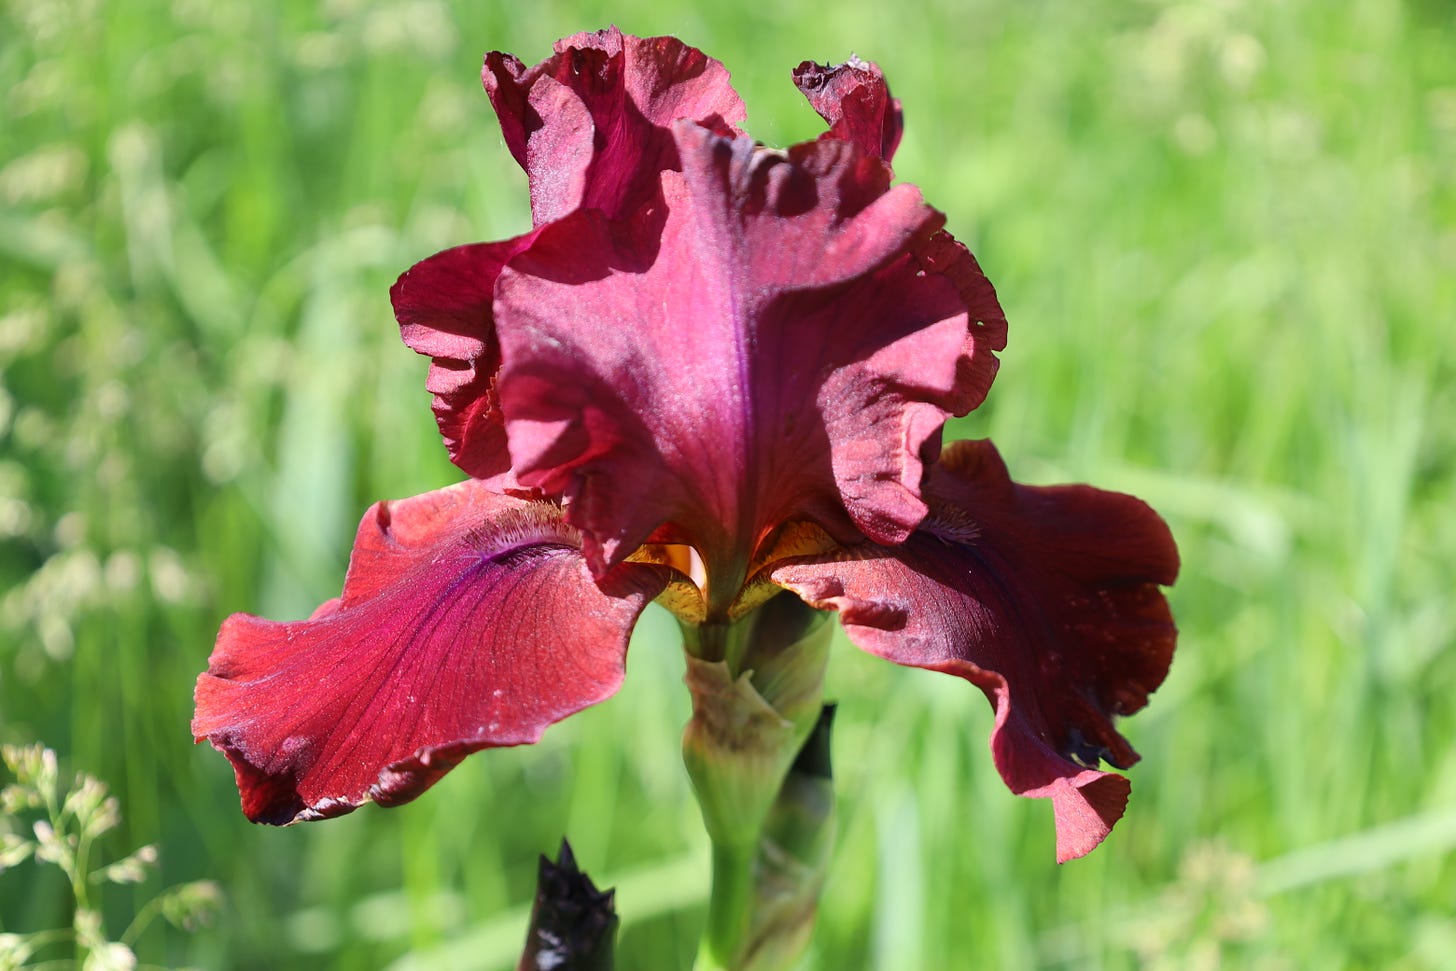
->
[[630, 521, 839, 628]]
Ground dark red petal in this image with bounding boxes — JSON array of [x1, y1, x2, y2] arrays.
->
[[492, 123, 1003, 609], [793, 57, 904, 162], [484, 27, 747, 225], [399, 30, 749, 475], [391, 236, 541, 482], [192, 481, 666, 824], [773, 440, 1178, 862]]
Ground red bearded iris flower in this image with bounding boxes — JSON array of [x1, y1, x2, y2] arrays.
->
[[193, 28, 1178, 863]]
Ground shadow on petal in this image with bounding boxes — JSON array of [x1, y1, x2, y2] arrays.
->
[[774, 439, 1178, 861], [485, 27, 747, 225], [193, 481, 667, 824], [793, 57, 904, 162], [493, 125, 1004, 613]]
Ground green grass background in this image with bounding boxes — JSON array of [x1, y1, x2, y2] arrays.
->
[[3, 0, 1454, 966]]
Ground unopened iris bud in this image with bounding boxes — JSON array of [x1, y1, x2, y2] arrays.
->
[[518, 840, 617, 971]]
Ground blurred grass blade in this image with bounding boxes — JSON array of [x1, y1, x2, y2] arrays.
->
[[1256, 807, 1456, 897]]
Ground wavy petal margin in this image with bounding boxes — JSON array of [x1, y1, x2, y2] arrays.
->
[[193, 481, 666, 824], [396, 29, 750, 478], [773, 440, 1178, 861], [391, 235, 541, 483], [484, 26, 747, 225], [492, 123, 1003, 609], [793, 57, 904, 162]]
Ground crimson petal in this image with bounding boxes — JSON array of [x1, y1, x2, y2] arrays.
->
[[192, 481, 666, 824], [484, 26, 747, 225], [392, 235, 541, 483], [793, 57, 904, 162], [396, 29, 750, 478], [773, 440, 1178, 862], [493, 123, 1004, 610]]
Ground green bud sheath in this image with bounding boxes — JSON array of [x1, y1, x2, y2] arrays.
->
[[734, 705, 837, 971], [681, 595, 836, 971]]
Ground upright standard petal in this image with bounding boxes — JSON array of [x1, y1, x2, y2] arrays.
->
[[484, 26, 747, 225], [391, 234, 540, 483], [492, 122, 1005, 610], [773, 440, 1178, 862], [396, 29, 750, 479], [793, 57, 904, 162], [193, 481, 666, 824]]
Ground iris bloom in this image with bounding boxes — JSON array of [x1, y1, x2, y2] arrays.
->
[[194, 29, 1177, 863]]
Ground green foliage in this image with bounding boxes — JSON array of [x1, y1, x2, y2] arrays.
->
[[0, 745, 220, 970], [1, 0, 1453, 968]]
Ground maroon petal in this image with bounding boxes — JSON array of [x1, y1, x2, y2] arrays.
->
[[793, 57, 904, 162], [773, 440, 1178, 862], [492, 123, 1004, 610], [391, 235, 542, 483], [397, 30, 748, 476], [192, 481, 666, 824], [484, 27, 747, 225]]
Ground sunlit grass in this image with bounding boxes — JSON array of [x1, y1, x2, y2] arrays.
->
[[2, 0, 1453, 967]]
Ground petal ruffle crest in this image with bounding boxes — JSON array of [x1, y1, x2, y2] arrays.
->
[[392, 235, 541, 483], [396, 29, 750, 479], [492, 122, 1004, 609], [193, 481, 667, 824], [793, 57, 904, 163], [773, 439, 1178, 862], [484, 26, 747, 225]]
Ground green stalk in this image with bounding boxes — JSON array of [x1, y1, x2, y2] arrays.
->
[[681, 595, 837, 971], [694, 841, 758, 971]]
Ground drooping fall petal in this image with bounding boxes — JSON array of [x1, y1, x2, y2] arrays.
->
[[193, 481, 667, 824], [484, 26, 747, 225], [793, 57, 904, 162], [492, 122, 1005, 609], [773, 439, 1178, 862]]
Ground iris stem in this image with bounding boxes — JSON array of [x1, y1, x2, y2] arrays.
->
[[694, 840, 758, 971], [681, 594, 837, 970]]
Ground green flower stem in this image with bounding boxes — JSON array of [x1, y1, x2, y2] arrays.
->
[[696, 840, 758, 971], [681, 595, 837, 971]]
